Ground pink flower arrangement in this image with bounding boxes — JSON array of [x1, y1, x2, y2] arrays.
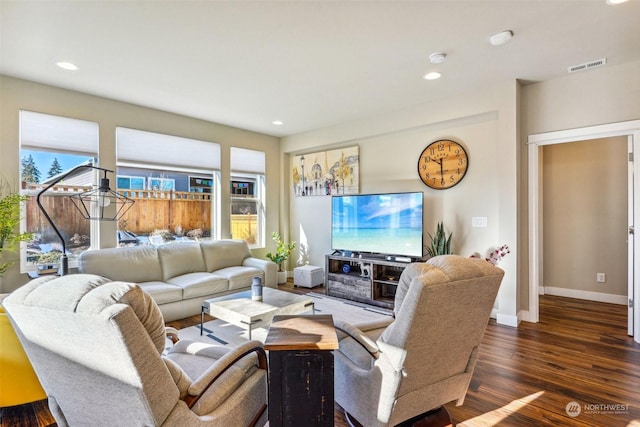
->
[[485, 244, 510, 266]]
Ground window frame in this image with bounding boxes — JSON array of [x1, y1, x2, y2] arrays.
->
[[18, 111, 100, 273], [116, 161, 220, 241], [230, 172, 265, 248]]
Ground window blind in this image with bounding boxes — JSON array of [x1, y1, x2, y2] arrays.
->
[[116, 127, 220, 170], [230, 147, 265, 174], [19, 111, 98, 156]]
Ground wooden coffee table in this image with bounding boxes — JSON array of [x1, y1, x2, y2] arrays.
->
[[200, 287, 314, 340]]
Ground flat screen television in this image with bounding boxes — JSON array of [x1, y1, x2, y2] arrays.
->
[[331, 191, 424, 258]]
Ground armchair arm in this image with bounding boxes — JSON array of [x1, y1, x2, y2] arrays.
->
[[334, 319, 379, 359], [376, 340, 407, 372], [183, 340, 267, 409], [355, 317, 394, 333], [165, 326, 180, 344]]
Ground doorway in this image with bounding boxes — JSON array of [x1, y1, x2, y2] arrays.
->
[[527, 120, 640, 343]]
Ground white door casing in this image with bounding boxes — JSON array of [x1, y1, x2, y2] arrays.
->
[[628, 138, 634, 336], [527, 120, 640, 343]]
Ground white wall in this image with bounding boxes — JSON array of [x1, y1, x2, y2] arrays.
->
[[283, 80, 520, 326], [523, 61, 640, 136]]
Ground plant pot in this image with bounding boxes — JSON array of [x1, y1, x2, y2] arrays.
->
[[277, 271, 287, 285]]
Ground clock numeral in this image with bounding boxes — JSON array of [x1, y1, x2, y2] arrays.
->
[[449, 175, 455, 183], [458, 158, 465, 165]]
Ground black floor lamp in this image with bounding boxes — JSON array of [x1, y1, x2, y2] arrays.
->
[[36, 164, 134, 276]]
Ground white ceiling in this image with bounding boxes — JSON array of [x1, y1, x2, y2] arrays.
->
[[1, 1, 639, 137]]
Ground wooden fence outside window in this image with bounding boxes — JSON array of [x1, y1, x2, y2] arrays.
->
[[24, 184, 212, 237]]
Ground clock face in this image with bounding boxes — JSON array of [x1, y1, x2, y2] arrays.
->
[[417, 139, 469, 190]]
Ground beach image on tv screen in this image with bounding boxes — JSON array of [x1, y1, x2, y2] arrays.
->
[[332, 192, 423, 257]]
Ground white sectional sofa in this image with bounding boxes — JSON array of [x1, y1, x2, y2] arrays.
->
[[78, 239, 277, 321]]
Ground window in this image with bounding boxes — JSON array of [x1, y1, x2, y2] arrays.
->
[[190, 176, 214, 193], [19, 111, 99, 271], [116, 127, 220, 245], [117, 176, 145, 190], [148, 177, 175, 191], [230, 147, 266, 248]]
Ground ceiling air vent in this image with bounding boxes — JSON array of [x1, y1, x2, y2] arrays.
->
[[567, 58, 607, 73]]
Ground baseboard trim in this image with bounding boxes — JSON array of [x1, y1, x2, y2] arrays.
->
[[496, 312, 520, 327], [542, 286, 627, 305], [520, 309, 536, 323]]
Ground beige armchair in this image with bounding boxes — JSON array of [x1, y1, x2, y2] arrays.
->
[[334, 255, 504, 427], [4, 274, 267, 427]]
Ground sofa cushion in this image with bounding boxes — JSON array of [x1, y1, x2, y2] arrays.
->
[[200, 240, 251, 273], [157, 242, 206, 280], [78, 246, 163, 283], [214, 266, 264, 291], [137, 282, 183, 305], [166, 273, 229, 299]]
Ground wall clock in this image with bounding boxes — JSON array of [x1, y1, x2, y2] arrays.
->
[[417, 139, 469, 190]]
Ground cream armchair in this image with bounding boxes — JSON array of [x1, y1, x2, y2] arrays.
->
[[4, 274, 267, 427], [334, 255, 504, 427]]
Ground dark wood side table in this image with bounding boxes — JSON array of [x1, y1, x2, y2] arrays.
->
[[264, 314, 338, 427]]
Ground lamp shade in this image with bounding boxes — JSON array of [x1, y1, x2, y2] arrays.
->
[[70, 177, 134, 221]]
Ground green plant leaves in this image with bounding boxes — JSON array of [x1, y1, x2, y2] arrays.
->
[[0, 189, 33, 276], [265, 231, 296, 271], [426, 221, 452, 257]]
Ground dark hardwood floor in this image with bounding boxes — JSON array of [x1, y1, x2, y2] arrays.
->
[[2, 283, 639, 427]]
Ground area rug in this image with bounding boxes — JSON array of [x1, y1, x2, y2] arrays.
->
[[172, 293, 393, 348]]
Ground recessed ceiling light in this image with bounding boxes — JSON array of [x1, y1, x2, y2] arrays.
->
[[489, 30, 514, 46], [272, 120, 284, 126], [606, 0, 628, 4], [423, 72, 441, 80], [56, 61, 78, 71]]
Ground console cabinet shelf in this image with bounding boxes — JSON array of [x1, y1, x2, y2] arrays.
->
[[325, 255, 410, 309]]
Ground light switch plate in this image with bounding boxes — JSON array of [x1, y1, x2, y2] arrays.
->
[[472, 217, 488, 228]]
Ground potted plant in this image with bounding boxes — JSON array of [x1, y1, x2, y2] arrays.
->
[[266, 232, 296, 284], [426, 221, 452, 257], [1, 182, 33, 277]]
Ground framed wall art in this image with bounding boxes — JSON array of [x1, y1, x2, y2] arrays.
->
[[293, 146, 359, 196]]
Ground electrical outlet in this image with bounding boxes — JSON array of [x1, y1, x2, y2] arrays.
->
[[597, 273, 606, 283]]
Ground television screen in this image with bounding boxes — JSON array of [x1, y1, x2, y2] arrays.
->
[[331, 192, 424, 258]]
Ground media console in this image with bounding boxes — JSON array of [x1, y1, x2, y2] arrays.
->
[[325, 254, 413, 309]]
